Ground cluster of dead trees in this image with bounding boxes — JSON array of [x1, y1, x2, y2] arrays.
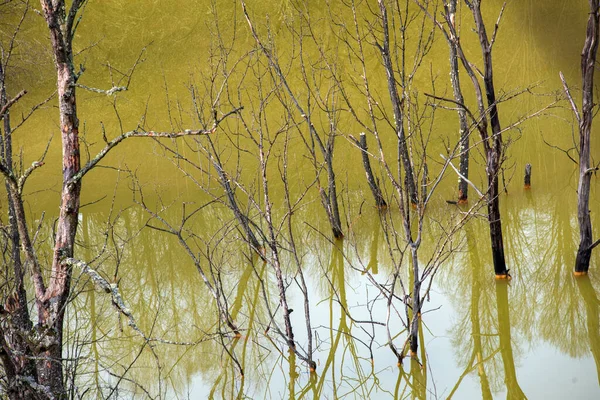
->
[[0, 0, 597, 398]]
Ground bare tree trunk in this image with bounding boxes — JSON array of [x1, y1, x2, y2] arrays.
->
[[487, 158, 507, 277], [377, 0, 418, 205], [446, 0, 470, 203], [575, 0, 600, 274], [469, 0, 508, 277], [0, 55, 42, 400], [524, 163, 532, 189], [38, 1, 86, 394], [409, 247, 421, 355], [354, 133, 387, 208], [325, 138, 344, 239]]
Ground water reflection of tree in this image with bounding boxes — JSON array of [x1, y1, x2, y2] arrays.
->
[[65, 206, 265, 397], [533, 189, 589, 356], [444, 222, 526, 398], [575, 275, 600, 385], [445, 225, 497, 397]]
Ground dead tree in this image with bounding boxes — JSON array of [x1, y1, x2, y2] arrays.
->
[[417, 0, 510, 277], [561, 0, 600, 274], [0, 1, 239, 396], [350, 133, 387, 209], [317, 0, 487, 359], [464, 0, 508, 277], [241, 1, 344, 240], [445, 0, 470, 203], [377, 0, 418, 205], [0, 5, 41, 398], [524, 163, 532, 189]]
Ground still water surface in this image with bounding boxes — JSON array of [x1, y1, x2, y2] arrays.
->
[[4, 0, 600, 398]]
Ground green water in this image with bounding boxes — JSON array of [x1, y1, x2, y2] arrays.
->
[[2, 0, 599, 398]]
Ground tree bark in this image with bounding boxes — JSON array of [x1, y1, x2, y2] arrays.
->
[[325, 139, 344, 239], [37, 1, 85, 395], [446, 0, 470, 203], [1, 55, 42, 400], [409, 247, 421, 355], [469, 0, 508, 277], [575, 0, 599, 274], [377, 0, 418, 205], [356, 133, 387, 208], [524, 163, 532, 189]]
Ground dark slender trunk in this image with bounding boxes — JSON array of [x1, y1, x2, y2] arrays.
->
[[447, 0, 470, 203], [488, 153, 507, 276], [326, 149, 344, 239], [575, 0, 599, 274], [356, 133, 387, 208], [470, 1, 508, 277], [378, 0, 418, 205], [409, 247, 420, 355], [524, 163, 532, 189], [495, 281, 526, 399]]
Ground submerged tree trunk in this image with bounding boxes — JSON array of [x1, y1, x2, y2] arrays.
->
[[377, 0, 418, 205], [447, 0, 470, 203], [325, 140, 344, 239], [409, 247, 421, 355], [524, 163, 532, 189], [470, 0, 508, 277], [575, 0, 600, 274], [354, 133, 387, 208]]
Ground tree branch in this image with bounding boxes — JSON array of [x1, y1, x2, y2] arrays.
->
[[559, 71, 580, 122], [441, 154, 485, 198], [0, 90, 26, 120], [69, 106, 242, 185], [489, 2, 507, 50]]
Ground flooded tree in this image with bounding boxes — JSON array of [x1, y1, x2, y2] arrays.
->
[[242, 1, 345, 240], [446, 0, 509, 278], [414, 0, 512, 277], [0, 1, 238, 397], [562, 0, 600, 274], [443, 0, 470, 203], [1, 0, 599, 398]]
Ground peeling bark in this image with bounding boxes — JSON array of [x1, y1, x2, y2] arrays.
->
[[575, 0, 599, 274]]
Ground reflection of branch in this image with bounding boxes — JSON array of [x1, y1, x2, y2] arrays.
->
[[65, 257, 207, 346]]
